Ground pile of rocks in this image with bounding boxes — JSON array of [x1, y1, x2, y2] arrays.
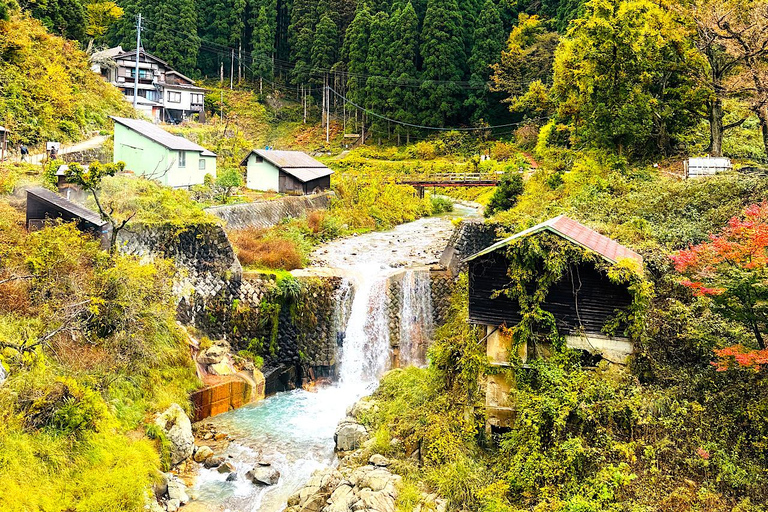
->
[[197, 339, 237, 376], [149, 473, 194, 512], [285, 455, 401, 512]]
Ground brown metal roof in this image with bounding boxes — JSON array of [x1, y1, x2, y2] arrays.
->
[[465, 215, 643, 266], [240, 150, 333, 183], [26, 187, 106, 227], [111, 117, 216, 157]]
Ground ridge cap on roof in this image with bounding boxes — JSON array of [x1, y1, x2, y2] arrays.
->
[[464, 215, 642, 266]]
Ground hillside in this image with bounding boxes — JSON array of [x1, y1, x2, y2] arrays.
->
[[0, 13, 131, 148]]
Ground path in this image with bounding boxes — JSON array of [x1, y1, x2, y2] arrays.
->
[[22, 135, 109, 165]]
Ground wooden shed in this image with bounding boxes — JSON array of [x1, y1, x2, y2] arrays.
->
[[464, 216, 643, 432], [241, 149, 333, 194], [26, 187, 111, 249]]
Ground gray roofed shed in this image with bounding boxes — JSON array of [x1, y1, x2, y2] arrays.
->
[[240, 150, 333, 181], [110, 116, 216, 157]]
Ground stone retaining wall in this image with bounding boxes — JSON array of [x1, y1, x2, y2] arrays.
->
[[439, 220, 499, 276], [118, 223, 242, 299], [205, 192, 333, 229]]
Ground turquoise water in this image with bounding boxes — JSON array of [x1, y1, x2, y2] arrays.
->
[[192, 385, 368, 511]]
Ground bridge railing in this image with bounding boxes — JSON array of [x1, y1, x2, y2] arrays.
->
[[397, 172, 502, 184]]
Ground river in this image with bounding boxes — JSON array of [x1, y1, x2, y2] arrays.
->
[[188, 205, 478, 512]]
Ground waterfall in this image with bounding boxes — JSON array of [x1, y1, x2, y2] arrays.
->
[[331, 279, 353, 350], [339, 265, 392, 386], [0, 362, 6, 383], [399, 269, 434, 367]]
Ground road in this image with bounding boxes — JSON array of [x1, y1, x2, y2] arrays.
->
[[18, 135, 109, 165]]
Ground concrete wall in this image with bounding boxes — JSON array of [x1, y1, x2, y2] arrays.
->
[[205, 192, 333, 230], [245, 154, 280, 191]]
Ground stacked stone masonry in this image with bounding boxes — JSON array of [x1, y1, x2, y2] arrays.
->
[[205, 192, 333, 230]]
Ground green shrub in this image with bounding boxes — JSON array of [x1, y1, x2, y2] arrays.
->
[[429, 195, 454, 215]]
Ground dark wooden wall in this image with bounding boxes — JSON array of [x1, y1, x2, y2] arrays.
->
[[26, 195, 109, 247], [278, 171, 305, 194], [304, 176, 331, 194], [468, 251, 633, 335]]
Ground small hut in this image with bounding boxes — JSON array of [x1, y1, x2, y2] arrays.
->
[[464, 215, 643, 432], [26, 187, 110, 249]]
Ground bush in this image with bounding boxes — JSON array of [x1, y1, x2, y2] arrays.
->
[[485, 172, 524, 217], [229, 225, 307, 270], [430, 195, 454, 215]]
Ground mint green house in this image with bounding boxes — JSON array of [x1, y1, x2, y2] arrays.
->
[[111, 116, 216, 188]]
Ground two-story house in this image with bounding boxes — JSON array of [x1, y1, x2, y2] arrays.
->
[[92, 46, 206, 123]]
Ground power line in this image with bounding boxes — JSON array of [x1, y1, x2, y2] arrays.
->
[[328, 86, 545, 132]]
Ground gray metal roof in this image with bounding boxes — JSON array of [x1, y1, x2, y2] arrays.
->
[[240, 150, 333, 182], [111, 117, 216, 157], [26, 187, 106, 227]]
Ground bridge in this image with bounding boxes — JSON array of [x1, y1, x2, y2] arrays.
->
[[397, 173, 501, 198]]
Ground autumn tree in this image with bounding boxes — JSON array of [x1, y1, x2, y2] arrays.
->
[[716, 0, 768, 156], [685, 0, 761, 157], [672, 202, 768, 369], [549, 0, 706, 156], [65, 161, 134, 254], [490, 13, 559, 118]]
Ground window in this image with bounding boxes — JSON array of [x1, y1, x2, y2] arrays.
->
[[178, 151, 186, 168], [167, 91, 181, 103], [129, 68, 150, 79], [191, 94, 204, 105], [198, 158, 206, 171]]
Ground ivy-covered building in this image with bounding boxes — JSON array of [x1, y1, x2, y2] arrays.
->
[[464, 215, 644, 433]]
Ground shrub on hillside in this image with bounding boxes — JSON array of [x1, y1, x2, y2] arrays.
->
[[485, 172, 524, 217]]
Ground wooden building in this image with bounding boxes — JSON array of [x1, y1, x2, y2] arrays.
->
[[464, 215, 643, 432], [26, 187, 111, 249], [241, 149, 333, 195]]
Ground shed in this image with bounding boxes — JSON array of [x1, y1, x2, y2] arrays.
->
[[684, 157, 732, 178], [465, 216, 643, 432], [26, 187, 111, 248], [465, 215, 642, 338], [111, 116, 216, 188], [241, 149, 333, 194]]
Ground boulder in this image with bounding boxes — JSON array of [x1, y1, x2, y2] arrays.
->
[[154, 404, 194, 465], [193, 445, 214, 463], [226, 472, 238, 482], [209, 361, 235, 376], [247, 465, 281, 486], [369, 454, 390, 467], [355, 488, 396, 512], [335, 420, 367, 452], [204, 456, 224, 469], [347, 397, 378, 420], [325, 484, 358, 512], [217, 462, 236, 474], [197, 344, 226, 365], [152, 471, 169, 500], [166, 477, 189, 505]]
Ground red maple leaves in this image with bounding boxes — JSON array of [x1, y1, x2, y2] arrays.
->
[[672, 202, 768, 371]]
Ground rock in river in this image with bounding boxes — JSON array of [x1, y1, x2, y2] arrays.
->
[[247, 465, 281, 486]]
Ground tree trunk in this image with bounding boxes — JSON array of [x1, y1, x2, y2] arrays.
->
[[710, 98, 724, 157], [756, 105, 768, 157]]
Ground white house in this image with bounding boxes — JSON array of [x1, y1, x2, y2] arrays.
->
[[241, 149, 333, 194], [112, 116, 216, 189], [92, 47, 206, 123]]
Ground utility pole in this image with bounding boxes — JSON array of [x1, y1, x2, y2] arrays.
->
[[238, 43, 242, 84], [326, 83, 330, 144], [133, 13, 142, 110], [230, 49, 234, 90]]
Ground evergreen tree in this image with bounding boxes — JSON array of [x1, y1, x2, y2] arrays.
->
[[196, 0, 231, 76], [32, 0, 88, 42], [364, 12, 391, 129], [342, 6, 372, 106], [252, 5, 275, 83], [465, 0, 505, 121], [388, 2, 419, 139], [419, 0, 465, 126], [148, 0, 200, 73], [312, 13, 338, 74]]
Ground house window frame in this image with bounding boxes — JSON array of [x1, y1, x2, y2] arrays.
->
[[191, 93, 204, 105], [198, 158, 206, 171], [167, 91, 182, 103], [178, 151, 186, 168]]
